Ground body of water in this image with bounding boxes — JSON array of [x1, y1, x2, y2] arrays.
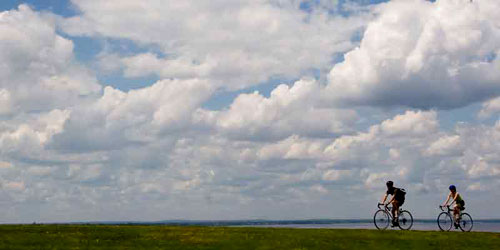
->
[[48, 219, 500, 233], [242, 221, 500, 232]]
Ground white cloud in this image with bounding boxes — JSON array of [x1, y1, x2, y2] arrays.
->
[[3, 101, 500, 221], [27, 166, 55, 176], [62, 0, 370, 89], [2, 2, 500, 222], [379, 110, 438, 136], [120, 53, 213, 80], [467, 182, 484, 191], [425, 135, 462, 156], [478, 96, 500, 118], [0, 109, 70, 156], [326, 0, 500, 109], [3, 181, 25, 191], [222, 110, 443, 193], [214, 79, 358, 140], [322, 169, 351, 181], [322, 110, 439, 168], [0, 161, 13, 169], [49, 78, 213, 152], [67, 164, 102, 181], [257, 135, 328, 160], [0, 5, 101, 113], [0, 89, 12, 115]]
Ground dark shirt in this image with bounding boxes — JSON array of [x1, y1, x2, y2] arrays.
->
[[386, 187, 396, 195], [387, 187, 405, 200]]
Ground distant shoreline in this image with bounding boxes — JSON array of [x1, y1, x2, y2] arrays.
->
[[4, 219, 500, 226]]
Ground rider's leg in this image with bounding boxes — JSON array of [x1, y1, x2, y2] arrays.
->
[[394, 201, 400, 222], [391, 200, 399, 224], [453, 205, 460, 228], [453, 206, 460, 221]]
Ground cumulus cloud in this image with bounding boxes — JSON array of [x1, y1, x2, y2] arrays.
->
[[205, 110, 443, 194], [2, 1, 500, 222], [0, 109, 70, 159], [478, 96, 500, 118], [257, 135, 328, 160], [3, 181, 25, 191], [425, 135, 462, 157], [326, 0, 500, 109], [49, 78, 213, 152], [322, 110, 439, 174], [0, 5, 101, 113], [3, 101, 500, 221], [252, 109, 500, 197], [213, 79, 358, 140], [379, 110, 438, 136], [62, 0, 371, 89]]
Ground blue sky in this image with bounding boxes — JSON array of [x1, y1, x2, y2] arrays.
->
[[0, 0, 74, 16], [0, 0, 499, 223]]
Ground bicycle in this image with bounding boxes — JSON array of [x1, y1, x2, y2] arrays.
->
[[374, 203, 413, 230], [437, 205, 473, 232]]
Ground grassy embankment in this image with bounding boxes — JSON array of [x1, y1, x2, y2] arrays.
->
[[0, 225, 499, 249]]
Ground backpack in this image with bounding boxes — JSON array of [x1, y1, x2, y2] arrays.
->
[[396, 188, 406, 198]]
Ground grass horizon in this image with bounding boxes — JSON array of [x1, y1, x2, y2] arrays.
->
[[0, 225, 499, 249]]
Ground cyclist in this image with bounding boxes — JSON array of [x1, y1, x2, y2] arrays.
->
[[379, 181, 406, 227], [442, 185, 465, 229]]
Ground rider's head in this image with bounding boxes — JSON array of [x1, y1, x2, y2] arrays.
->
[[449, 185, 456, 192], [386, 181, 394, 189]]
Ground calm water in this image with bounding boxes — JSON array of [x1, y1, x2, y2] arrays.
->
[[240, 221, 500, 232], [58, 219, 500, 233]]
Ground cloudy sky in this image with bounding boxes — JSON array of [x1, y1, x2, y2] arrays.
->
[[0, 0, 499, 223]]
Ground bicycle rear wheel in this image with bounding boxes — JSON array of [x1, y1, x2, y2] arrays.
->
[[398, 210, 413, 230], [437, 212, 452, 231], [374, 210, 390, 230], [459, 213, 473, 232]]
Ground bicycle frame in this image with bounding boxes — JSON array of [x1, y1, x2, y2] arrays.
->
[[438, 204, 473, 232], [440, 205, 461, 221], [378, 203, 400, 220], [374, 203, 413, 230]]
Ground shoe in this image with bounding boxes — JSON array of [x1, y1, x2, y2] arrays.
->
[[391, 220, 399, 227], [454, 223, 459, 229]]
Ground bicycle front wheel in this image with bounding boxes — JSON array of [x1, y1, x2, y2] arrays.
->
[[437, 212, 452, 231], [459, 213, 473, 232], [398, 210, 413, 230], [374, 210, 390, 230]]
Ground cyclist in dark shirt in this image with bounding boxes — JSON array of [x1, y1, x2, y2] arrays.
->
[[379, 181, 406, 227]]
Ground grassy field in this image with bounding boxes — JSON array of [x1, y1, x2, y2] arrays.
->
[[0, 225, 499, 249]]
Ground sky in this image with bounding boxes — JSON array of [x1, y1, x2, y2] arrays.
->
[[0, 0, 499, 223]]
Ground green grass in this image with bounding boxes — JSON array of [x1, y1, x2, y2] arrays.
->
[[0, 225, 499, 249]]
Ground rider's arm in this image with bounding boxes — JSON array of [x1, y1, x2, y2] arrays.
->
[[387, 195, 395, 205], [442, 193, 451, 206], [380, 194, 388, 204]]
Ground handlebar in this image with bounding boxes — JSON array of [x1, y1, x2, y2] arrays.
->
[[439, 205, 451, 211], [377, 203, 392, 210]]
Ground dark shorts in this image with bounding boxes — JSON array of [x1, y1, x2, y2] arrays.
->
[[395, 198, 405, 206]]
